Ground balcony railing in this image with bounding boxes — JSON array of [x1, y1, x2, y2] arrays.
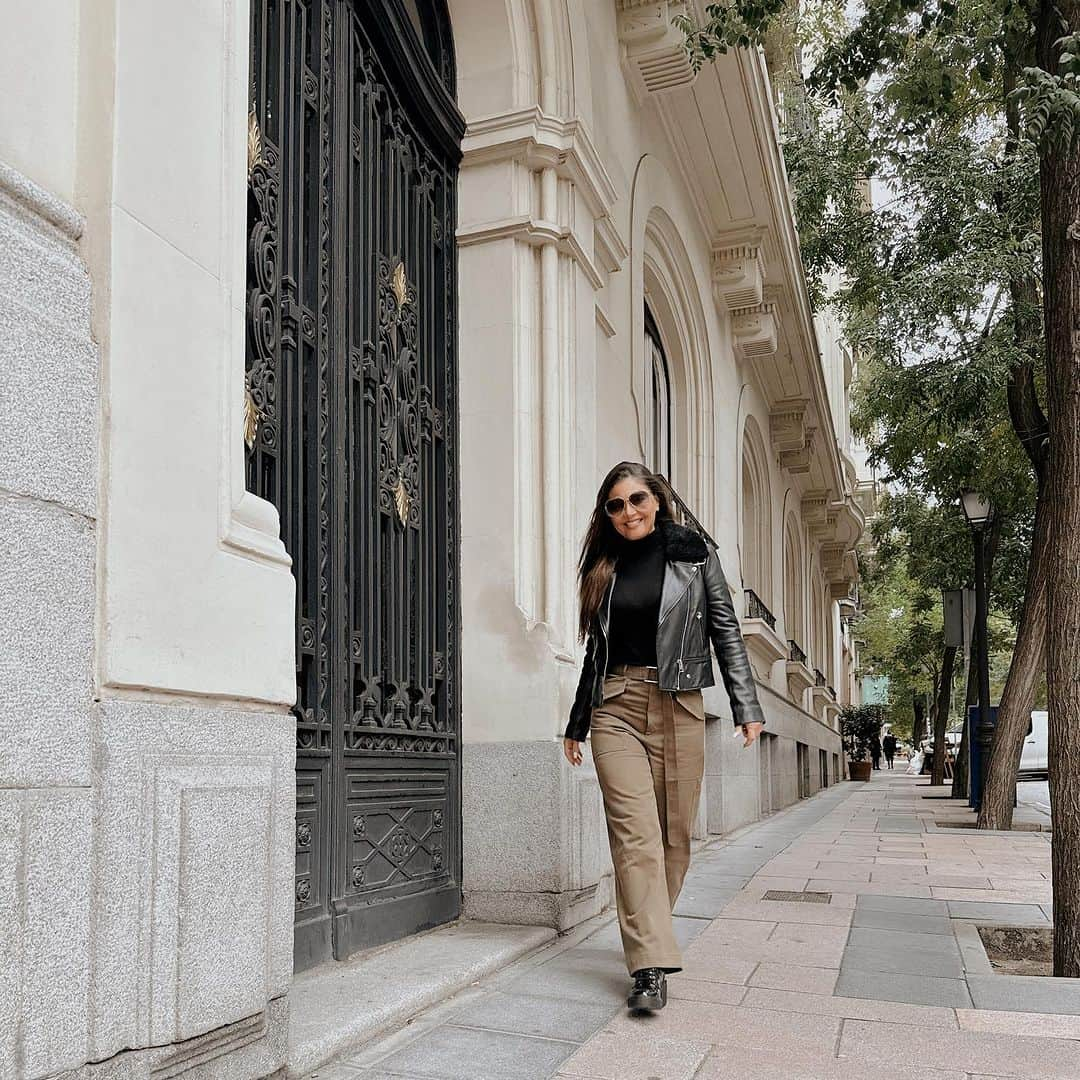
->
[[814, 669, 827, 688], [788, 640, 807, 665], [828, 685, 837, 701], [744, 589, 777, 630]]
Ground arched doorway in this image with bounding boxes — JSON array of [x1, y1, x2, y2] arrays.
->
[[244, 0, 465, 971]]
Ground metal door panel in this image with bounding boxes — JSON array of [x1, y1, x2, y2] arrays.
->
[[246, 0, 463, 971]]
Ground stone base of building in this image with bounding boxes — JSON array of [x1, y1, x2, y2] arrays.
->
[[461, 740, 613, 931], [54, 998, 287, 1080]]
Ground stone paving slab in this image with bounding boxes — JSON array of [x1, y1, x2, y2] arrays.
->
[[957, 1008, 1080, 1039], [847, 925, 962, 956], [853, 895, 948, 916], [692, 1045, 968, 1080], [725, 898, 856, 924], [966, 974, 1080, 1015], [946, 901, 1050, 924], [838, 1017, 1080, 1076], [841, 943, 964, 979], [604, 999, 843, 1055], [555, 1029, 710, 1080], [740, 986, 959, 1027], [442, 990, 619, 1042], [834, 968, 973, 1008], [850, 908, 956, 935], [368, 1024, 578, 1079]]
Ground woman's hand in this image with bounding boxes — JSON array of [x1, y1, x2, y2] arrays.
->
[[741, 722, 764, 748], [563, 738, 584, 766]]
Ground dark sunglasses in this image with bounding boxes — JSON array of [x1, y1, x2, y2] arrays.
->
[[604, 490, 653, 517]]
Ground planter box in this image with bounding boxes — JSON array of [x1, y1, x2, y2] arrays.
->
[[848, 760, 872, 781]]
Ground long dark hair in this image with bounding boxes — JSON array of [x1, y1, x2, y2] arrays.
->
[[577, 461, 673, 641]]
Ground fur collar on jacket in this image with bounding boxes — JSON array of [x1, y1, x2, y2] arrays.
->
[[658, 518, 709, 562]]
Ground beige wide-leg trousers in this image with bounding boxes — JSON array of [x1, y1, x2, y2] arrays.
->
[[590, 666, 706, 974]]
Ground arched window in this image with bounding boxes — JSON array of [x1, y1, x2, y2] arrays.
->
[[645, 305, 672, 479], [784, 518, 804, 653], [740, 419, 772, 605]]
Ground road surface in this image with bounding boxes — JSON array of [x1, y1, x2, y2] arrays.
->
[[1017, 777, 1051, 820]]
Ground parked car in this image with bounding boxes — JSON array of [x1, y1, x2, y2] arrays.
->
[[1019, 710, 1049, 778]]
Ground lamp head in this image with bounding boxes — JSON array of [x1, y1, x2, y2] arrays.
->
[[960, 489, 993, 529]]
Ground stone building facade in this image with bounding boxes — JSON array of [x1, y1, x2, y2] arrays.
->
[[1, 1, 863, 1076]]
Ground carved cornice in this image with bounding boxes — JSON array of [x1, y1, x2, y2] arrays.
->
[[802, 490, 840, 538], [769, 398, 808, 453], [731, 302, 779, 360], [821, 543, 859, 584], [829, 580, 856, 602], [617, 0, 697, 103], [712, 230, 766, 310], [780, 427, 815, 474]]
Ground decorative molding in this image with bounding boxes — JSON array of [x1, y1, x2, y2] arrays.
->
[[821, 542, 858, 585], [461, 108, 617, 220], [617, 1, 697, 102], [456, 214, 606, 290], [829, 580, 855, 602], [458, 109, 622, 292], [731, 302, 779, 359], [595, 304, 618, 339], [595, 215, 630, 273], [801, 490, 830, 530], [769, 398, 808, 453], [780, 427, 815, 474], [712, 233, 766, 310]]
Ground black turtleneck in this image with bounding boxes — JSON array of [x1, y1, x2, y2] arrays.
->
[[607, 527, 666, 668]]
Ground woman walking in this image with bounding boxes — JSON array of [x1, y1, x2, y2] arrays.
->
[[564, 461, 765, 1013]]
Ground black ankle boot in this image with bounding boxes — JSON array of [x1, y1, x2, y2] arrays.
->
[[627, 967, 667, 1011]]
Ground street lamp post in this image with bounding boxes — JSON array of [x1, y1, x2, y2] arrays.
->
[[960, 490, 993, 811]]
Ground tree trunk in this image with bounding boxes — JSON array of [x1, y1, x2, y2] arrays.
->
[[978, 485, 1050, 828], [1038, 0, 1080, 979], [932, 647, 958, 786], [976, 34, 1052, 827], [912, 692, 926, 750]]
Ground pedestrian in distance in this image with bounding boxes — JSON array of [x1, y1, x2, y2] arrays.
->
[[563, 462, 765, 1014], [870, 732, 882, 771], [882, 732, 897, 770]]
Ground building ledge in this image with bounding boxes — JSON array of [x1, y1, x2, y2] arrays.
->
[[744, 618, 789, 672], [786, 660, 815, 700]]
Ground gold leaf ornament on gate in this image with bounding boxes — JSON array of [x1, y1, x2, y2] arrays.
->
[[243, 381, 260, 449], [392, 260, 412, 310], [247, 109, 263, 182], [394, 477, 411, 525]]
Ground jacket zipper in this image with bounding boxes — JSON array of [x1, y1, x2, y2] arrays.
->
[[679, 599, 693, 689]]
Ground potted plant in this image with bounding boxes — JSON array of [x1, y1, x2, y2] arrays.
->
[[841, 704, 885, 781]]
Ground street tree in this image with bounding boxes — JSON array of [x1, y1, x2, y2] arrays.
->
[[681, 0, 1080, 973]]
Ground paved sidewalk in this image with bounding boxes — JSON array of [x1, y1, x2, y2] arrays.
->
[[307, 772, 1080, 1080]]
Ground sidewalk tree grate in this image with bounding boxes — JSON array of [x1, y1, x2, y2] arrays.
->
[[762, 890, 832, 903]]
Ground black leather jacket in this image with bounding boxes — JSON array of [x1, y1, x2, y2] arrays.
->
[[565, 519, 765, 741]]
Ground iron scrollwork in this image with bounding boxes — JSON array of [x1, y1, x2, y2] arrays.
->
[[374, 256, 422, 530]]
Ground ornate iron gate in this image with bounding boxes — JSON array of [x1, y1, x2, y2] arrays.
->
[[245, 0, 464, 971]]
